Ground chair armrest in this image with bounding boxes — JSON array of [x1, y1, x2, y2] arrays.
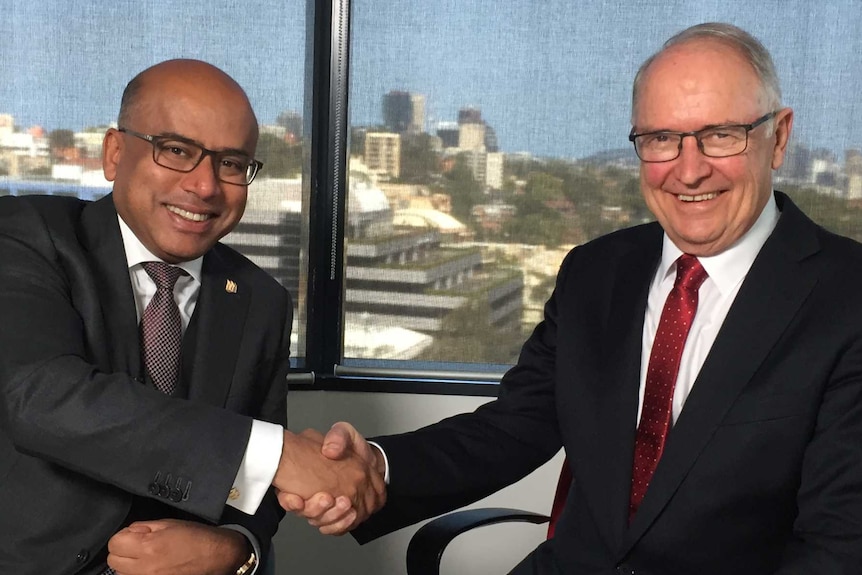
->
[[406, 507, 550, 575]]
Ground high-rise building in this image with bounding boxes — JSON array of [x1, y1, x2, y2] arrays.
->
[[364, 132, 402, 179], [383, 91, 425, 135], [457, 107, 483, 125], [484, 124, 499, 153], [222, 178, 303, 302], [458, 123, 486, 151], [408, 94, 425, 135], [436, 122, 459, 148]]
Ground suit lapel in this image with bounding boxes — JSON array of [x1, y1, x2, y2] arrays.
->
[[584, 226, 662, 552], [623, 194, 821, 549], [186, 247, 250, 407], [79, 195, 142, 377]]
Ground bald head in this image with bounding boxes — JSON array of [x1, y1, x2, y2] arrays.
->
[[117, 59, 258, 138]]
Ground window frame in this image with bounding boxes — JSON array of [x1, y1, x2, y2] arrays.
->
[[295, 0, 501, 396]]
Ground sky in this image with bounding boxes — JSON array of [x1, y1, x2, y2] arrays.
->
[[3, 0, 862, 161]]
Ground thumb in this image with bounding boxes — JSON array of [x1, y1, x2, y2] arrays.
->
[[128, 519, 176, 533], [125, 522, 155, 534], [277, 491, 306, 512], [321, 421, 355, 459]]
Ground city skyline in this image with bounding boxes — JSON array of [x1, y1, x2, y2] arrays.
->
[[3, 1, 862, 161]]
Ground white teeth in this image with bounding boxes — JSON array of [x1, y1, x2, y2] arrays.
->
[[678, 192, 718, 202], [167, 205, 211, 222]]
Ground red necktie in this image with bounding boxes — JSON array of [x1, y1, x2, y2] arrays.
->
[[140, 261, 184, 395], [629, 254, 707, 521]]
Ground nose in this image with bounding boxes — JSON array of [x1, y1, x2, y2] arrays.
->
[[674, 134, 711, 186], [182, 153, 221, 198]]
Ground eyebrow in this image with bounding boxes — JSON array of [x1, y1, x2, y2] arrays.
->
[[639, 120, 746, 134], [155, 131, 253, 157]]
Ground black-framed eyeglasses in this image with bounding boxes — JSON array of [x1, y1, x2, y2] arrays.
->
[[628, 111, 779, 163], [118, 127, 263, 185]]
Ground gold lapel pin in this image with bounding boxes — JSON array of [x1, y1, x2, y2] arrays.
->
[[225, 279, 238, 294]]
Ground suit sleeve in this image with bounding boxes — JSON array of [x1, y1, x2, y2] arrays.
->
[[218, 300, 291, 557], [775, 329, 862, 573], [0, 197, 253, 523], [353, 250, 579, 542]]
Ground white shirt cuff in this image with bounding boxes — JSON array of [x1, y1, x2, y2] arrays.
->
[[226, 420, 283, 514], [367, 440, 390, 484]]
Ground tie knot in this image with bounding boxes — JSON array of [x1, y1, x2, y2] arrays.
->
[[674, 254, 708, 291], [142, 261, 184, 291]]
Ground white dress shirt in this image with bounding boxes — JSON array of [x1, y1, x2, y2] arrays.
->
[[638, 195, 779, 425]]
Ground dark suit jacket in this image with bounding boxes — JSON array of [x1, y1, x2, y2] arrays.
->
[[0, 194, 292, 574], [355, 192, 862, 574]]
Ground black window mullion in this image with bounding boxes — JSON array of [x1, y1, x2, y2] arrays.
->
[[302, 0, 352, 377]]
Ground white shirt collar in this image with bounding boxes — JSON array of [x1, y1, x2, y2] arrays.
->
[[117, 214, 203, 282], [658, 193, 780, 294]]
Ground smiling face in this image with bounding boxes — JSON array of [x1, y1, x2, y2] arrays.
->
[[102, 60, 259, 263], [632, 40, 793, 256]]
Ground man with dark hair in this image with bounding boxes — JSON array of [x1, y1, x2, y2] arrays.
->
[[292, 23, 862, 574]]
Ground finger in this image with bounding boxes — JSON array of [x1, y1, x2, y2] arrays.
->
[[321, 422, 355, 459], [308, 496, 353, 528], [107, 554, 138, 574], [127, 519, 174, 532], [317, 509, 358, 536], [107, 529, 144, 557], [277, 491, 305, 512], [303, 492, 337, 517]]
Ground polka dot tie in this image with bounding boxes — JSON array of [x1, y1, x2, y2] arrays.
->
[[629, 254, 707, 522], [140, 261, 184, 396]]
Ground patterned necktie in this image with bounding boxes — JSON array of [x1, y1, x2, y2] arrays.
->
[[140, 261, 184, 395], [629, 254, 707, 521], [103, 263, 183, 575]]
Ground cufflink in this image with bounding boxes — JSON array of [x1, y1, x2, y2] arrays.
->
[[229, 486, 241, 500]]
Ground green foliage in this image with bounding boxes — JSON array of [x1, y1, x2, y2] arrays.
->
[[442, 156, 484, 224], [417, 297, 525, 364], [255, 133, 302, 178], [782, 185, 862, 242], [398, 133, 439, 184]]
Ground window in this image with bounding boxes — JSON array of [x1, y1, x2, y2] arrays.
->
[[340, 0, 862, 383], [1, 0, 311, 365], [5, 0, 862, 391]]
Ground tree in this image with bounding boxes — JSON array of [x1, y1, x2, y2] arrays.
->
[[255, 133, 302, 178], [398, 133, 439, 184], [417, 296, 525, 364], [442, 156, 484, 226]]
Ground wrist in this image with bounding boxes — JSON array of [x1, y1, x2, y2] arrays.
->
[[235, 550, 257, 575], [218, 528, 255, 575], [371, 444, 386, 477]]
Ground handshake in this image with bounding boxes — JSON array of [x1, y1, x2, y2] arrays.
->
[[273, 422, 386, 535]]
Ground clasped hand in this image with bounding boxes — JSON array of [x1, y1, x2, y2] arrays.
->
[[274, 422, 386, 535]]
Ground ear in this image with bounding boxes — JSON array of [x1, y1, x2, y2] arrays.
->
[[102, 128, 122, 182], [770, 107, 794, 170]]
